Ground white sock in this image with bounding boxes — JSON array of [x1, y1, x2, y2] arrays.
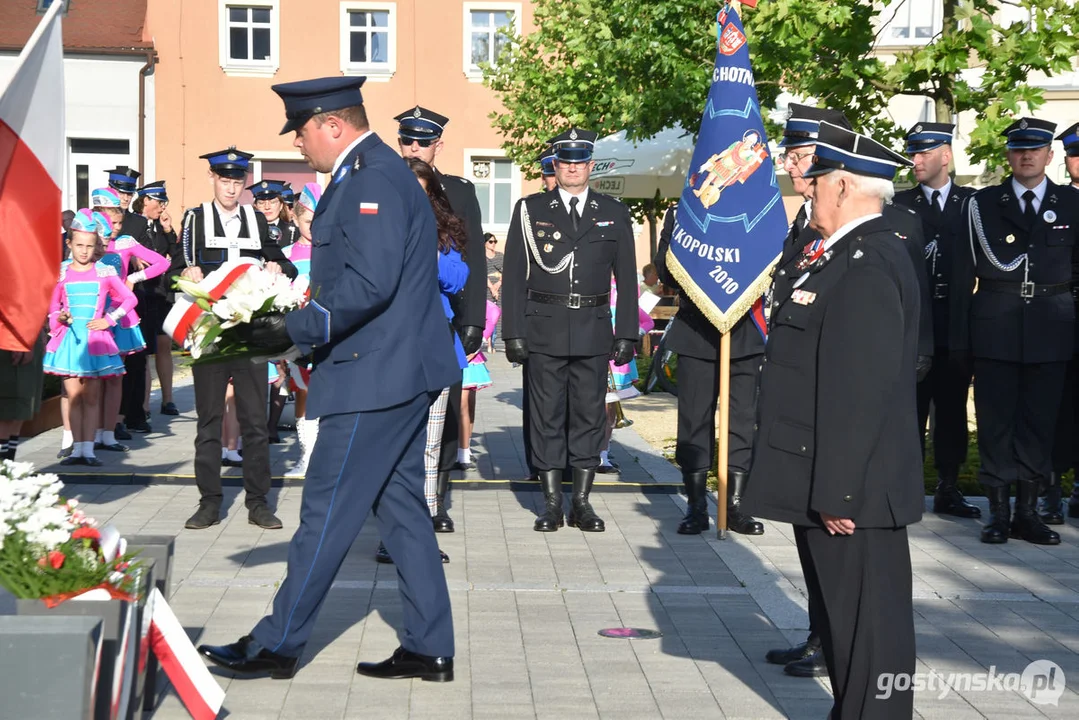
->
[[61, 429, 74, 449], [458, 448, 471, 464], [102, 431, 116, 446], [221, 448, 228, 460], [225, 449, 243, 462], [600, 450, 610, 465], [70, 441, 84, 458], [236, 437, 243, 451], [94, 429, 104, 444], [79, 441, 95, 458]]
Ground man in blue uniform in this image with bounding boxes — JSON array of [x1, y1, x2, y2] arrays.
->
[[394, 106, 486, 532], [952, 117, 1077, 545], [1055, 123, 1079, 520], [198, 76, 460, 682], [893, 123, 981, 519]]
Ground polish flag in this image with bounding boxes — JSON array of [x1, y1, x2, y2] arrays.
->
[[0, 1, 65, 352]]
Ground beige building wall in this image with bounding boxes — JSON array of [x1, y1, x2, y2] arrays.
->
[[146, 0, 539, 227]]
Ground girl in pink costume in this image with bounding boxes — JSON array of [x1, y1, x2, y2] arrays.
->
[[458, 300, 501, 467], [44, 210, 138, 466]]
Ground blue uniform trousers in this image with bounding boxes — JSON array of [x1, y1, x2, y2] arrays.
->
[[251, 390, 454, 658]]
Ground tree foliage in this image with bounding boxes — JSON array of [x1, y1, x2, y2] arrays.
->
[[485, 0, 1079, 182]]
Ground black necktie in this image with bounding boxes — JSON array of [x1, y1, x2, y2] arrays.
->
[[930, 190, 942, 216], [1023, 190, 1037, 223], [569, 196, 581, 232]]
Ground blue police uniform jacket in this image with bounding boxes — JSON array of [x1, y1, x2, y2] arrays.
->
[[284, 133, 461, 418]]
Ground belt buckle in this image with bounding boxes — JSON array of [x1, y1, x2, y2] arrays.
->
[[933, 283, 948, 299], [1020, 281, 1035, 299], [567, 293, 582, 309]]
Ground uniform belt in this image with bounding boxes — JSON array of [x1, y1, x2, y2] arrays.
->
[[978, 279, 1071, 298], [528, 290, 610, 308], [933, 282, 949, 300]]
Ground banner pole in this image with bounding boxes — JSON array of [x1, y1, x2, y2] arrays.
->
[[715, 330, 731, 539]]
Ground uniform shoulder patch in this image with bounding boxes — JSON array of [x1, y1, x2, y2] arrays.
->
[[94, 262, 119, 278]]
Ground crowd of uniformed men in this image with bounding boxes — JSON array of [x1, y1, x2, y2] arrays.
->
[[30, 69, 1079, 714]]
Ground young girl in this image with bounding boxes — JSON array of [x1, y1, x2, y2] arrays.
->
[[283, 182, 319, 478], [94, 188, 169, 451], [44, 210, 138, 466], [457, 299, 500, 469]]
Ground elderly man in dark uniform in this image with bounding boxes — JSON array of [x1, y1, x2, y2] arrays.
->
[[742, 121, 924, 719], [169, 148, 296, 531], [502, 128, 638, 533], [199, 76, 459, 683], [952, 117, 1078, 546], [894, 123, 981, 519], [394, 106, 486, 533]]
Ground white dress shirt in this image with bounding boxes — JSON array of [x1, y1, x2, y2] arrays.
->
[[558, 186, 589, 215], [920, 179, 952, 210], [1011, 176, 1048, 215], [332, 130, 376, 176]]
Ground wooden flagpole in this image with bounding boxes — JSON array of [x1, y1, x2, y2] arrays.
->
[[715, 330, 731, 538]]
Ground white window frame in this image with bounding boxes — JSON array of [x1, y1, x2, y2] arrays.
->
[[464, 148, 521, 233], [218, 0, 280, 77], [339, 2, 397, 81], [875, 0, 942, 48], [462, 2, 522, 82]]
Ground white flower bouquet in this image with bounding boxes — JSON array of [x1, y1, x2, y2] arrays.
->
[[163, 258, 308, 364]]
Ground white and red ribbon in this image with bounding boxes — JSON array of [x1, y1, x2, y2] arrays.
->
[[163, 258, 260, 348], [148, 588, 225, 720]]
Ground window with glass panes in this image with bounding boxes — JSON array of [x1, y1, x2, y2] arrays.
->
[[471, 157, 514, 227], [469, 10, 513, 70], [227, 5, 273, 62], [347, 9, 390, 66], [882, 0, 938, 43]]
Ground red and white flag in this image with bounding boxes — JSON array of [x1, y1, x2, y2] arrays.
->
[[0, 1, 65, 352], [148, 588, 226, 720]]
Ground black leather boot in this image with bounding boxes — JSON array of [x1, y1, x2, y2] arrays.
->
[[727, 470, 764, 535], [1012, 480, 1061, 545], [1038, 472, 1065, 525], [677, 470, 710, 535], [933, 466, 981, 518], [432, 471, 454, 533], [534, 469, 564, 532], [567, 468, 605, 532], [980, 485, 1010, 544], [1069, 482, 1079, 519], [267, 390, 286, 444]]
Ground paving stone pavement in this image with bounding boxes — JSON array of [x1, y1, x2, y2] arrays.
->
[[16, 355, 1079, 718]]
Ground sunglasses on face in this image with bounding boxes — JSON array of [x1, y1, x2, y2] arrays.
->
[[400, 137, 437, 148]]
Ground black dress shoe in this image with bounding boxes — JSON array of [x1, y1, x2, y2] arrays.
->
[[185, 504, 221, 530], [268, 434, 282, 445], [375, 542, 393, 564], [114, 423, 132, 441], [198, 635, 298, 679], [59, 456, 86, 466], [160, 401, 180, 416], [596, 462, 620, 474], [222, 457, 243, 468], [83, 457, 103, 467], [127, 419, 152, 434], [765, 639, 819, 665], [356, 646, 453, 682], [439, 549, 450, 564], [95, 442, 129, 452], [56, 447, 72, 459], [785, 648, 828, 678], [249, 505, 283, 529]]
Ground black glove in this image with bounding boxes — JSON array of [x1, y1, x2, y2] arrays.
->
[[916, 354, 933, 383], [611, 338, 635, 367], [459, 325, 484, 355], [505, 338, 528, 364], [235, 312, 293, 353]]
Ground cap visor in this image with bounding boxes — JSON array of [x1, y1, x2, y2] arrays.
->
[[801, 164, 834, 179], [280, 116, 307, 135]]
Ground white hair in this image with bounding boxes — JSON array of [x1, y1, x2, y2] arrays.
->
[[823, 169, 895, 203]]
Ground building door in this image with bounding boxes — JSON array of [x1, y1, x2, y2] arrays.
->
[[67, 139, 132, 210]]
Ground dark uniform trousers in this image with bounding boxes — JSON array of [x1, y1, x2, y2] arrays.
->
[[121, 353, 148, 425], [251, 391, 454, 658], [975, 359, 1067, 487], [1052, 357, 1079, 473], [916, 352, 973, 466], [521, 364, 533, 474], [803, 526, 915, 720], [192, 359, 271, 508], [527, 353, 608, 470]]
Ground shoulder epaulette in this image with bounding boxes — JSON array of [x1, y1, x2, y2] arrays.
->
[[113, 234, 138, 249], [94, 261, 119, 278]]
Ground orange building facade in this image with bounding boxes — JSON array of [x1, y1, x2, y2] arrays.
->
[[146, 0, 543, 239]]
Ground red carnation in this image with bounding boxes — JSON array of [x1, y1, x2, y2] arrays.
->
[[47, 551, 65, 569], [72, 526, 100, 542]]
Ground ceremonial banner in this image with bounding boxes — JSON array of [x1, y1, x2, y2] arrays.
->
[[667, 3, 786, 333], [0, 0, 65, 352]]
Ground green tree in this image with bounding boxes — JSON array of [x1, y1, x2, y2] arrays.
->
[[485, 0, 1079, 180]]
